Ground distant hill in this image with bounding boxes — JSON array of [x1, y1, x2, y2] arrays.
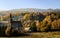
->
[[9, 8, 54, 13], [0, 8, 60, 13]]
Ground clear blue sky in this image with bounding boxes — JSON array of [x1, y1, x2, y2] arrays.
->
[[0, 0, 60, 10]]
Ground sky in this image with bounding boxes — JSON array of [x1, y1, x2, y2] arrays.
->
[[0, 0, 60, 11]]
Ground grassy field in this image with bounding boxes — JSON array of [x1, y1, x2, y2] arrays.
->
[[0, 32, 60, 38]]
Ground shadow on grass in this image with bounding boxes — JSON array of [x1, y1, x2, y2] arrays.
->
[[0, 33, 32, 37]]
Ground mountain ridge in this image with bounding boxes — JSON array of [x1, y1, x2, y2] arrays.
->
[[0, 8, 60, 13]]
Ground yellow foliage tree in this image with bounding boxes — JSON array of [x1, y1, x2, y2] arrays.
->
[[51, 19, 60, 29], [23, 13, 31, 20], [40, 16, 51, 31], [35, 20, 41, 31]]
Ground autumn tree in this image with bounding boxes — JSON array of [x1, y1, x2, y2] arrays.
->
[[35, 20, 41, 31], [30, 21, 37, 32], [51, 19, 60, 30], [23, 13, 31, 20], [40, 16, 51, 31]]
